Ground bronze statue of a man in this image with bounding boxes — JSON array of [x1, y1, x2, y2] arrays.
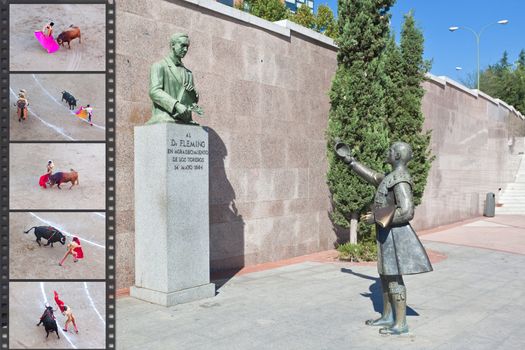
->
[[147, 33, 203, 125], [335, 141, 433, 335]]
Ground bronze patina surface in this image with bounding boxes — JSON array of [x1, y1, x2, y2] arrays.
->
[[335, 141, 433, 335], [147, 33, 203, 125]]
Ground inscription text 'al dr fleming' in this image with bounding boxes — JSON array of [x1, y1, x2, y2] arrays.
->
[[167, 132, 208, 171]]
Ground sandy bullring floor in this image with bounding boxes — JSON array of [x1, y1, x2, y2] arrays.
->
[[10, 281, 106, 349], [10, 143, 105, 210], [10, 212, 105, 280], [11, 74, 106, 141], [10, 4, 106, 71]]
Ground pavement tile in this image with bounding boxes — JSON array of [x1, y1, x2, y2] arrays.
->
[[117, 215, 525, 349]]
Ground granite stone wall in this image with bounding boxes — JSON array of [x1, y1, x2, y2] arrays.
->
[[116, 0, 338, 289], [412, 76, 524, 229], [115, 0, 524, 289]]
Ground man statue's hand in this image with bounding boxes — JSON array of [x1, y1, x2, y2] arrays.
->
[[174, 102, 187, 115], [360, 212, 375, 225], [190, 103, 204, 116]]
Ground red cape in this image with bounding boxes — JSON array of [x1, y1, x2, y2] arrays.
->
[[72, 237, 84, 259], [39, 174, 50, 188], [54, 290, 65, 313], [74, 245, 84, 259]]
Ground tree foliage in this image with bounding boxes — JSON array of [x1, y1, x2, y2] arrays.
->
[[289, 3, 316, 28], [315, 5, 337, 38], [383, 12, 434, 206], [240, 0, 289, 22], [328, 4, 434, 243], [326, 0, 394, 232], [473, 50, 525, 115], [240, 2, 338, 39]]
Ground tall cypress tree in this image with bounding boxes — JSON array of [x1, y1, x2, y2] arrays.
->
[[326, 0, 395, 243], [386, 12, 433, 205]]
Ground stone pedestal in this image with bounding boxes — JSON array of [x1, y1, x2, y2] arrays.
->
[[130, 123, 215, 306]]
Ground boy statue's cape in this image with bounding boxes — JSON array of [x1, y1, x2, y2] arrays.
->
[[34, 31, 60, 53]]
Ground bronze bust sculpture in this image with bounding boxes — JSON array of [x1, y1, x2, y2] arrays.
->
[[335, 141, 433, 335], [147, 33, 203, 125]]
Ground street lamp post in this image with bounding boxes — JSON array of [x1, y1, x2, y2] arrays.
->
[[449, 20, 509, 90]]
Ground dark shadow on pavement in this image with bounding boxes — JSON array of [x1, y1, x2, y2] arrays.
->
[[208, 128, 245, 293], [340, 268, 419, 316]]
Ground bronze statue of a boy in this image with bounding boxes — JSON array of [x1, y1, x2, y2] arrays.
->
[[147, 33, 203, 125], [335, 141, 433, 335]]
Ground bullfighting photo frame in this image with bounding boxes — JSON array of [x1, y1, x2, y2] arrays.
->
[[1, 0, 115, 349]]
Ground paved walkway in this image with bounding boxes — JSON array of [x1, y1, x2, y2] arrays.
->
[[117, 215, 525, 350]]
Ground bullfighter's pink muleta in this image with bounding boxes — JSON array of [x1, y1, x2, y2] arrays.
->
[[34, 31, 60, 53]]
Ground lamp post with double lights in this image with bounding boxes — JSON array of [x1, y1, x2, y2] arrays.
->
[[448, 19, 509, 90]]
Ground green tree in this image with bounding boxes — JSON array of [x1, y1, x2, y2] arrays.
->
[[315, 4, 337, 38], [327, 0, 395, 243], [384, 12, 434, 206], [514, 50, 525, 114], [517, 49, 525, 67], [289, 4, 316, 29], [240, 0, 290, 22], [475, 50, 525, 115], [240, 1, 337, 39]]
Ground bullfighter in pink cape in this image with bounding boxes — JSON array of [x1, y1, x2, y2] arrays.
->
[[34, 21, 59, 53]]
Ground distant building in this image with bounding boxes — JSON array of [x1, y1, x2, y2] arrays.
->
[[216, 0, 236, 7], [283, 0, 314, 13], [216, 0, 314, 14]]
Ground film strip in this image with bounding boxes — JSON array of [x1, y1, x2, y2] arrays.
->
[[0, 1, 115, 349], [106, 0, 116, 348], [1, 0, 8, 348]]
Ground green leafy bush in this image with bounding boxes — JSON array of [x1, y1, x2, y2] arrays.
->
[[337, 240, 377, 262]]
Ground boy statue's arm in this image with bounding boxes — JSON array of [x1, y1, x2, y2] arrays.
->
[[334, 142, 384, 187]]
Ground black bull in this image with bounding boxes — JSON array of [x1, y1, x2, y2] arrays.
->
[[24, 226, 66, 247], [37, 307, 60, 339]]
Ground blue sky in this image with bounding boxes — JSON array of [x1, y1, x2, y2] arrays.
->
[[314, 0, 525, 82]]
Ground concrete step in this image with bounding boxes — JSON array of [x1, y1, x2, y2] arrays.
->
[[497, 155, 525, 212], [496, 204, 525, 208], [496, 208, 525, 213], [497, 205, 525, 209], [496, 211, 525, 215]]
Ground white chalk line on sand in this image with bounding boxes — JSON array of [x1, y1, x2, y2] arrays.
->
[[83, 282, 106, 326], [10, 87, 75, 141], [40, 282, 78, 349], [32, 74, 105, 130], [29, 212, 105, 249]]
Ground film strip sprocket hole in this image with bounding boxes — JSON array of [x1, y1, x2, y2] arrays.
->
[[1, 1, 8, 349], [106, 0, 116, 349]]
